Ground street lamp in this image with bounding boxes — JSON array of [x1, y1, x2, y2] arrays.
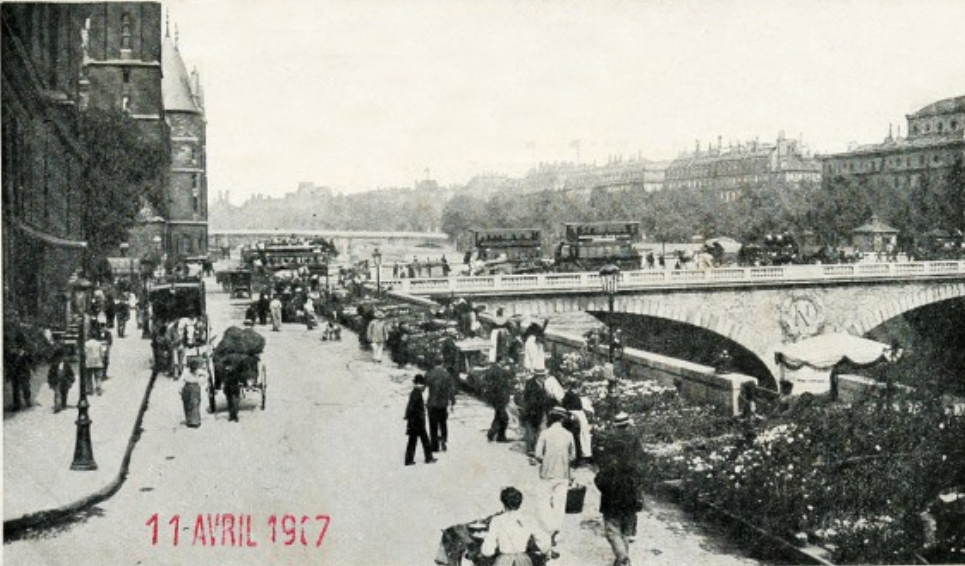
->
[[373, 247, 382, 296], [599, 264, 621, 363], [70, 277, 97, 471]]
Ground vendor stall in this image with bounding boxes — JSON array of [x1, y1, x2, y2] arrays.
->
[[774, 333, 895, 396]]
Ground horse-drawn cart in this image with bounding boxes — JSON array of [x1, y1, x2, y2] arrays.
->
[[211, 325, 267, 418]]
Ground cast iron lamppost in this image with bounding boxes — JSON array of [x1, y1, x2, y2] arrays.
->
[[373, 247, 382, 296], [70, 277, 97, 471], [599, 264, 621, 363]]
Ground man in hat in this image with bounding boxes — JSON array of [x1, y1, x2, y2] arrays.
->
[[404, 375, 437, 466], [595, 420, 643, 566], [535, 406, 576, 547], [596, 412, 643, 548], [522, 368, 555, 456]]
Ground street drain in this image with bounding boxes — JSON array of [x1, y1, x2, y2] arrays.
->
[[165, 455, 175, 460], [140, 487, 155, 492]]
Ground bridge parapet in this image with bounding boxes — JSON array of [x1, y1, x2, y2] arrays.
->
[[381, 261, 965, 296]]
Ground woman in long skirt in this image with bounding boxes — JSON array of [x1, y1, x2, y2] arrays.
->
[[181, 358, 204, 428]]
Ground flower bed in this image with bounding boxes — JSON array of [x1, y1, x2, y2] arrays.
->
[[648, 392, 965, 564]]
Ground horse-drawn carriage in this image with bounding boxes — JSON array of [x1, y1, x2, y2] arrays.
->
[[217, 268, 254, 299], [147, 278, 211, 380]]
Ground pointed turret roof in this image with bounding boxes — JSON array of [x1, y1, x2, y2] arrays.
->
[[162, 35, 200, 113]]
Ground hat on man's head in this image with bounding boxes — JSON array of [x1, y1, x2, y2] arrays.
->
[[413, 374, 426, 385], [533, 368, 548, 376], [612, 412, 631, 428], [243, 319, 255, 326], [550, 407, 569, 419]]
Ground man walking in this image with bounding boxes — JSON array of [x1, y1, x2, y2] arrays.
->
[[404, 375, 437, 466], [425, 357, 456, 452], [47, 347, 75, 413], [258, 291, 270, 325], [522, 368, 555, 456], [485, 356, 514, 442], [535, 407, 575, 547], [595, 431, 643, 566], [84, 331, 105, 395], [4, 332, 34, 411]]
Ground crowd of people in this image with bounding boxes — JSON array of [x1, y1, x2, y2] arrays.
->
[[367, 296, 645, 566], [4, 278, 137, 414]]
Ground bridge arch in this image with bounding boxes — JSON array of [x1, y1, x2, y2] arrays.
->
[[847, 281, 965, 336]]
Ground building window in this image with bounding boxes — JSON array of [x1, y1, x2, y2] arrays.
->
[[121, 13, 132, 50], [123, 68, 131, 83], [121, 94, 130, 112], [953, 120, 959, 131]]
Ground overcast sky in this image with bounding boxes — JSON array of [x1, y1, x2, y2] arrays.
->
[[166, 0, 965, 202]]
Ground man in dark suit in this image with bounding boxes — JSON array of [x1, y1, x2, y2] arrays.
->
[[404, 375, 437, 466], [486, 356, 514, 442], [425, 358, 456, 452]]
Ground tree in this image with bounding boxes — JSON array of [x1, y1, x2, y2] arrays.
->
[[79, 109, 168, 255]]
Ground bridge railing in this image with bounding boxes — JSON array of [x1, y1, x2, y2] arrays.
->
[[377, 260, 965, 295]]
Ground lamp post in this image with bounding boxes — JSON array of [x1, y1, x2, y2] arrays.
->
[[70, 278, 97, 471], [599, 264, 621, 363], [373, 247, 382, 296]]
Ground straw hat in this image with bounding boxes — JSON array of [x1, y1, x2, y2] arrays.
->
[[613, 412, 631, 428]]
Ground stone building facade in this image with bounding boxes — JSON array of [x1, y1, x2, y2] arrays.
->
[[820, 95, 965, 193], [519, 157, 669, 197], [83, 2, 208, 259], [664, 133, 822, 202], [2, 3, 88, 325], [162, 30, 208, 257]]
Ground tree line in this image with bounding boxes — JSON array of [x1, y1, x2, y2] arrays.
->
[[441, 159, 965, 249]]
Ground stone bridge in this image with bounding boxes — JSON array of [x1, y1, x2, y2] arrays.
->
[[384, 261, 965, 380]]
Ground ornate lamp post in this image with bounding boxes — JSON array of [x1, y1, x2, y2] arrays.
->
[[70, 277, 97, 471], [599, 264, 621, 363], [373, 247, 382, 296]]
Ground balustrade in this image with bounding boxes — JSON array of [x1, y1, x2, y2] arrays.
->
[[372, 261, 965, 296]]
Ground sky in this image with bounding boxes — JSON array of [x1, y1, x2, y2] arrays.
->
[[165, 0, 965, 202]]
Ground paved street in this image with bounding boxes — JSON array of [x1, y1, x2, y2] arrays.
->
[[5, 282, 764, 566]]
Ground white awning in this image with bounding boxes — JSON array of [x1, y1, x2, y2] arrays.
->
[[775, 333, 891, 371]]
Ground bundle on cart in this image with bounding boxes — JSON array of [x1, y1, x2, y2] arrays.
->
[[215, 326, 266, 357]]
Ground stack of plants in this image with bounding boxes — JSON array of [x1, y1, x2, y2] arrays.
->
[[648, 391, 965, 564]]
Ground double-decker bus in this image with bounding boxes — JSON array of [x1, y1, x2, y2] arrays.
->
[[469, 228, 544, 274], [554, 221, 642, 271], [245, 237, 337, 274]]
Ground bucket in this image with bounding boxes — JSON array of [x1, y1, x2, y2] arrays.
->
[[565, 484, 586, 514]]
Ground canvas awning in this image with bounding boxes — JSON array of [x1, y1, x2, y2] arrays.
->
[[775, 333, 892, 371]]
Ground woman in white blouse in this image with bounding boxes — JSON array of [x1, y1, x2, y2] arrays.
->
[[480, 487, 550, 566]]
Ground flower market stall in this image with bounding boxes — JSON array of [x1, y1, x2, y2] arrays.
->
[[774, 333, 894, 396]]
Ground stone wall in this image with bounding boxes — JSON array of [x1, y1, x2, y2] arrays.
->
[[541, 328, 758, 417]]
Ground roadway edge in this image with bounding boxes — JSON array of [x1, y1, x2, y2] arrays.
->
[[3, 369, 161, 540]]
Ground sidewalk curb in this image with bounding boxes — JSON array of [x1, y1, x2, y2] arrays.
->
[[3, 370, 160, 539]]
